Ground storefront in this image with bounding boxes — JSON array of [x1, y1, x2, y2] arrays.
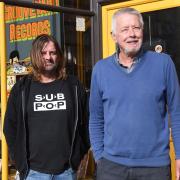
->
[[1, 0, 180, 179]]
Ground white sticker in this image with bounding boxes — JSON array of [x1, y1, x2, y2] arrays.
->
[[76, 17, 85, 32], [155, 45, 163, 53]]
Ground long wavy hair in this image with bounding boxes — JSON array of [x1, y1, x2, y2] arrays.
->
[[30, 34, 66, 81]]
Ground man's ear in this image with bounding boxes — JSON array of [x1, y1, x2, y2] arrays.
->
[[111, 32, 117, 43]]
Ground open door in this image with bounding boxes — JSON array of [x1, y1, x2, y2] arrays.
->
[[102, 1, 180, 179]]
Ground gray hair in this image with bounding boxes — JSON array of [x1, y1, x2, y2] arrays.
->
[[111, 8, 144, 35]]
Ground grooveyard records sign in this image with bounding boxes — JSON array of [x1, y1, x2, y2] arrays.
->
[[5, 0, 61, 61]]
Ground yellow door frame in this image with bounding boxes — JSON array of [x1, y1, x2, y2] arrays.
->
[[0, 2, 8, 180], [101, 1, 180, 180]]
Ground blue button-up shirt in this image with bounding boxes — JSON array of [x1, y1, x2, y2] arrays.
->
[[115, 49, 143, 73]]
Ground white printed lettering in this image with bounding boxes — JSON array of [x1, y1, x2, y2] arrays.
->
[[45, 94, 54, 101], [35, 95, 43, 101], [34, 100, 66, 111], [57, 93, 65, 100]]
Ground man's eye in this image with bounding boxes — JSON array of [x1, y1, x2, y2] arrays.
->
[[121, 29, 128, 33], [41, 52, 46, 55], [51, 52, 57, 55], [134, 26, 141, 30]]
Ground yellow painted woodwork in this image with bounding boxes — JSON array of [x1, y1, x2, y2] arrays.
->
[[0, 2, 8, 180], [170, 135, 176, 180], [102, 1, 180, 179]]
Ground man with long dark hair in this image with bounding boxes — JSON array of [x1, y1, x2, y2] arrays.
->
[[4, 34, 89, 180]]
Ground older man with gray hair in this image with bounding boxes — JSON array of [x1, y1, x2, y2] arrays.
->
[[89, 7, 180, 180]]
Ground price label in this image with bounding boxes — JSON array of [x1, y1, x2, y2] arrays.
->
[[76, 17, 85, 32]]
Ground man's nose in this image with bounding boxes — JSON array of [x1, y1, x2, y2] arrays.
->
[[44, 52, 51, 59], [128, 28, 135, 37]]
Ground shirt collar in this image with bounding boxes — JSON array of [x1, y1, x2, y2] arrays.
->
[[115, 48, 144, 65]]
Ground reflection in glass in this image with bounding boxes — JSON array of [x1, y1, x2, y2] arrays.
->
[[142, 8, 180, 81], [63, 14, 92, 89]]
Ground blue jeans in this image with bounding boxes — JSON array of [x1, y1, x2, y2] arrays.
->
[[25, 168, 76, 180]]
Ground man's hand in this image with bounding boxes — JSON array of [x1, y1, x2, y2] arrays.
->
[[176, 159, 180, 180]]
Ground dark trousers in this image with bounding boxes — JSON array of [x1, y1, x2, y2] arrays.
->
[[96, 158, 171, 180]]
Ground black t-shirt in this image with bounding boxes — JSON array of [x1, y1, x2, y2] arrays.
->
[[27, 79, 75, 174]]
